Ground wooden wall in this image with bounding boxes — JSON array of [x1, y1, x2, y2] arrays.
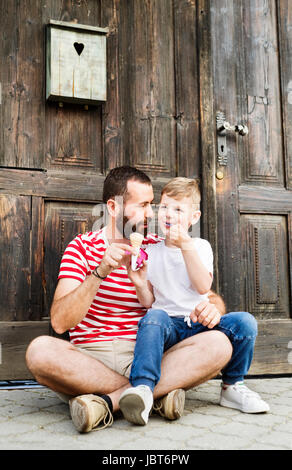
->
[[0, 0, 202, 378]]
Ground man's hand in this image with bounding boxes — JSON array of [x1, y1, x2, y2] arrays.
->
[[127, 259, 148, 288], [98, 243, 136, 277], [190, 300, 221, 329]]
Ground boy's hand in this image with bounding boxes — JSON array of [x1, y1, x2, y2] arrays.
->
[[190, 300, 221, 329], [167, 223, 192, 250]]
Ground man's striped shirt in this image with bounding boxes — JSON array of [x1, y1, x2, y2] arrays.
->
[[57, 227, 162, 345]]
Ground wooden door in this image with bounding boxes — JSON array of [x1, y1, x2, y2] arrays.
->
[[203, 0, 292, 374], [0, 0, 201, 379]]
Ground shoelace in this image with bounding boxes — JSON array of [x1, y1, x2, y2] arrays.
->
[[152, 399, 166, 417], [91, 396, 114, 431]]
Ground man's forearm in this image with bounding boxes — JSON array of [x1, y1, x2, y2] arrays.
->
[[51, 274, 102, 334], [208, 290, 226, 315]]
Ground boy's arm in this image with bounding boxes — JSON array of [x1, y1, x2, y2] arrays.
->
[[181, 241, 213, 294], [135, 279, 155, 309], [169, 225, 212, 294], [127, 261, 155, 309]]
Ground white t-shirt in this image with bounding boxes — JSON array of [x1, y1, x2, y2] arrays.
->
[[146, 238, 213, 323]]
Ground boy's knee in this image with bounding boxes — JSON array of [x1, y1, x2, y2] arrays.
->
[[140, 308, 170, 327], [228, 311, 258, 339]]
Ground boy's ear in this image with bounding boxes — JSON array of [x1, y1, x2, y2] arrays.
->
[[191, 210, 201, 225]]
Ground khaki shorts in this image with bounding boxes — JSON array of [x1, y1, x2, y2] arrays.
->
[[76, 339, 135, 378], [55, 340, 135, 403]]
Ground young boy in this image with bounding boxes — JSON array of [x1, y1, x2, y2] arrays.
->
[[119, 177, 269, 425]]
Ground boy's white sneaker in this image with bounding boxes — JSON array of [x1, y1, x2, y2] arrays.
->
[[119, 385, 153, 425], [220, 381, 270, 413]]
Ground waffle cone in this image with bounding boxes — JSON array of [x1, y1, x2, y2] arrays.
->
[[130, 232, 144, 249]]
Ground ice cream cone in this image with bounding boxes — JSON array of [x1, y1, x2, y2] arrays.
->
[[130, 232, 144, 270]]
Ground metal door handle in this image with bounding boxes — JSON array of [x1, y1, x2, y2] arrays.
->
[[217, 121, 249, 136], [216, 111, 248, 168]]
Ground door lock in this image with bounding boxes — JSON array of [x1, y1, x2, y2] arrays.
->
[[216, 111, 248, 167]]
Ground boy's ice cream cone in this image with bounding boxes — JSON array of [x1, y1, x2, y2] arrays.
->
[[130, 232, 144, 270]]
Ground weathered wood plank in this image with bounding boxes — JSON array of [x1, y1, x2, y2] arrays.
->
[[277, 0, 292, 190], [122, 0, 176, 175], [101, 0, 124, 171], [174, 0, 200, 178], [197, 0, 219, 291], [0, 321, 50, 380], [239, 185, 292, 213], [249, 320, 292, 375], [0, 0, 18, 166], [31, 197, 45, 320], [0, 162, 172, 202], [210, 0, 242, 312], [0, 195, 31, 321], [0, 0, 44, 168]]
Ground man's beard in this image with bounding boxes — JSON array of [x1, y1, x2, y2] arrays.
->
[[116, 213, 151, 239]]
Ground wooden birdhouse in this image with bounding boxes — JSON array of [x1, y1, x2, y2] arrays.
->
[[46, 20, 108, 105]]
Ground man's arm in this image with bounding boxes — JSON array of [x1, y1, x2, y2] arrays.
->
[[50, 275, 104, 334], [51, 243, 136, 334], [208, 290, 226, 315]]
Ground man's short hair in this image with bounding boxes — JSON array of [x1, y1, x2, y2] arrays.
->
[[103, 166, 152, 203], [161, 177, 201, 207]]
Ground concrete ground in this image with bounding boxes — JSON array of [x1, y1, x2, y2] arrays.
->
[[0, 377, 291, 451]]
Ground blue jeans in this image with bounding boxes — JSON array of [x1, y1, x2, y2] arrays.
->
[[129, 309, 258, 391]]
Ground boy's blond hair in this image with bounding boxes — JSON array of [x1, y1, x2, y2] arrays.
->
[[161, 177, 201, 208]]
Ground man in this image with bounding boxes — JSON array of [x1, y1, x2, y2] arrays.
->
[[26, 166, 233, 433]]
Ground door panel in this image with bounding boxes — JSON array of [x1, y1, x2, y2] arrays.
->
[[211, 0, 292, 373], [242, 0, 284, 186], [44, 202, 98, 317], [241, 214, 290, 319], [0, 195, 31, 320]]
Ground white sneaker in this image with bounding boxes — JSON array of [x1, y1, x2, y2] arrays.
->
[[119, 385, 153, 425], [220, 381, 270, 413]]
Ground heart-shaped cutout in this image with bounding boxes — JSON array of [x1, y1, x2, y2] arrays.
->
[[73, 42, 84, 56]]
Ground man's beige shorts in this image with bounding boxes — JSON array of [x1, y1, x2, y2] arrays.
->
[[56, 339, 135, 403], [76, 339, 135, 378]]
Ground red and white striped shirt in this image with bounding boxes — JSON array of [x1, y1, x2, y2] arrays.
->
[[57, 227, 162, 345]]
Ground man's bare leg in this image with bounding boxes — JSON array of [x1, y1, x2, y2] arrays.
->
[[26, 331, 232, 413], [25, 335, 129, 411]]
